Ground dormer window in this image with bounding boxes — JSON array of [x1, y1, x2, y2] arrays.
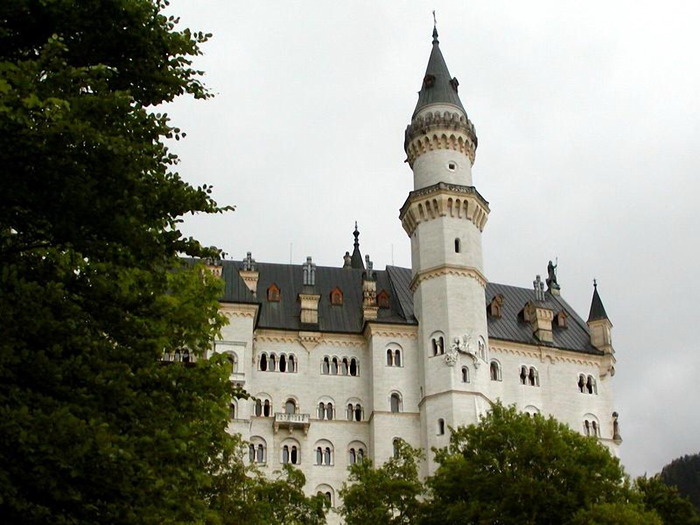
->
[[487, 294, 504, 318], [267, 283, 280, 302], [423, 74, 435, 88], [449, 77, 459, 92], [330, 287, 343, 306], [377, 289, 390, 309], [555, 311, 568, 328]]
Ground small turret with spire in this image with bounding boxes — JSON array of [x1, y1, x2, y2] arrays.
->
[[587, 280, 615, 375]]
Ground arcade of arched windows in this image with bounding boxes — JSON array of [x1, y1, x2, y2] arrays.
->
[[386, 347, 402, 367], [578, 374, 598, 394], [253, 396, 273, 417], [281, 439, 301, 465], [248, 436, 267, 464], [431, 333, 445, 356], [162, 348, 194, 363], [321, 355, 359, 376], [583, 416, 600, 437], [314, 440, 334, 466], [346, 401, 363, 422], [519, 365, 540, 387], [258, 352, 297, 373], [317, 401, 335, 421]]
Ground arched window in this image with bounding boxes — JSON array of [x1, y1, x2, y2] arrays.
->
[[182, 349, 190, 363], [461, 366, 469, 383], [254, 399, 262, 417], [249, 444, 255, 462], [314, 441, 333, 466], [386, 349, 393, 366], [260, 353, 268, 372], [318, 402, 325, 420], [341, 358, 349, 375], [269, 353, 276, 372], [322, 356, 330, 375], [249, 437, 266, 464], [578, 374, 586, 393], [529, 367, 539, 387], [354, 404, 362, 421], [229, 403, 236, 419], [331, 357, 338, 375], [377, 289, 390, 308], [392, 438, 401, 458], [263, 399, 271, 417], [591, 421, 599, 437], [330, 287, 343, 306], [324, 447, 332, 465], [267, 283, 280, 302], [256, 444, 265, 463], [490, 360, 502, 381], [174, 349, 181, 362], [584, 420, 591, 436], [282, 443, 300, 465], [325, 403, 333, 420], [394, 349, 402, 367], [285, 399, 296, 415], [279, 354, 287, 373], [316, 447, 323, 465], [587, 375, 597, 394], [390, 393, 402, 413], [349, 448, 356, 464], [349, 358, 358, 376], [288, 354, 296, 373], [454, 238, 461, 253], [432, 339, 438, 356], [437, 418, 445, 435], [520, 366, 528, 385]]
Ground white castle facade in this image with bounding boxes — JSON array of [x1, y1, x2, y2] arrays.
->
[[202, 28, 620, 512]]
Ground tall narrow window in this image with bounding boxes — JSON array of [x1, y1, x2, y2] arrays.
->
[[289, 355, 296, 373], [291, 446, 298, 464], [390, 393, 401, 413], [318, 402, 325, 420], [260, 353, 268, 372], [254, 399, 262, 417], [285, 399, 296, 415], [342, 358, 349, 375], [263, 400, 271, 417], [325, 403, 333, 420], [461, 366, 469, 383], [520, 366, 528, 385], [490, 361, 501, 381], [279, 354, 287, 373], [322, 356, 330, 375], [454, 238, 461, 253], [438, 418, 445, 435], [393, 438, 401, 458], [269, 354, 276, 372], [350, 358, 358, 376], [394, 350, 402, 367], [256, 444, 265, 463], [578, 374, 586, 393], [331, 357, 338, 375], [387, 349, 393, 366]]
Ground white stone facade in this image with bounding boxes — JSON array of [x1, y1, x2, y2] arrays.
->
[[207, 29, 620, 521]]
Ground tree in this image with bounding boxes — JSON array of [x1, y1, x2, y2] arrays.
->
[[422, 403, 632, 525], [568, 502, 662, 525], [210, 463, 327, 525], [660, 453, 700, 512], [636, 475, 700, 525], [339, 439, 425, 525], [0, 1, 239, 523]]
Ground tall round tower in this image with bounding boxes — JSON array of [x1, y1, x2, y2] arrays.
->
[[399, 26, 491, 474]]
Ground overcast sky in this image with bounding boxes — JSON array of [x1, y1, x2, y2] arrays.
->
[[164, 1, 700, 478]]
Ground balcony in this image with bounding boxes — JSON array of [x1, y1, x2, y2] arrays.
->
[[274, 412, 310, 435]]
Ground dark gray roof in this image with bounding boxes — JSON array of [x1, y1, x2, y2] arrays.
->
[[413, 27, 466, 118], [587, 283, 609, 322], [218, 260, 598, 355]]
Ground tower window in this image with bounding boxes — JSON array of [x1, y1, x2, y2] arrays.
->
[[454, 238, 461, 253], [448, 162, 457, 171], [437, 418, 445, 435]]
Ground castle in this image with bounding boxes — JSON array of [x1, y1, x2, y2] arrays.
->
[[201, 26, 620, 510]]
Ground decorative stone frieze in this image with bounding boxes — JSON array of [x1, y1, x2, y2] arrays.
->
[[404, 110, 477, 167], [409, 264, 487, 292], [399, 182, 490, 235]]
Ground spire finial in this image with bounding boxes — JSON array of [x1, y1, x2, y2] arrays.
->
[[593, 278, 598, 288], [353, 221, 360, 248], [432, 10, 439, 44]]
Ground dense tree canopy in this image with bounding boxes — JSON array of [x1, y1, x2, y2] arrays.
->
[[339, 439, 424, 525], [422, 404, 631, 525], [660, 453, 700, 513], [637, 474, 700, 525], [0, 1, 245, 523]]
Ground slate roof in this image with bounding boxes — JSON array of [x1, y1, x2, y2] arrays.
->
[[413, 27, 467, 118], [217, 260, 600, 355], [587, 283, 609, 322]]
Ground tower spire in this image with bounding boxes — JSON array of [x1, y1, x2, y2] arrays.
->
[[350, 222, 364, 270], [432, 10, 439, 44]]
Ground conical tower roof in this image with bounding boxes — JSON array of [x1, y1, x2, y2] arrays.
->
[[350, 222, 364, 270], [587, 281, 610, 322], [412, 26, 466, 118]]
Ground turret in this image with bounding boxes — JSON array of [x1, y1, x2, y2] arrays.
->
[[587, 280, 615, 376]]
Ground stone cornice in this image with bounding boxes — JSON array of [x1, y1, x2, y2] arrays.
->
[[221, 303, 258, 319], [364, 323, 418, 340], [489, 340, 604, 367], [399, 183, 490, 235], [410, 264, 487, 292], [254, 329, 366, 349], [404, 110, 477, 167]]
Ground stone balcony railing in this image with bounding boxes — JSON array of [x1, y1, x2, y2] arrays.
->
[[273, 412, 310, 434]]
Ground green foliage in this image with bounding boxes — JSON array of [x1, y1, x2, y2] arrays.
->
[[340, 439, 425, 525], [0, 1, 240, 523], [568, 502, 663, 525], [636, 475, 700, 525], [422, 403, 632, 525], [660, 453, 700, 512]]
